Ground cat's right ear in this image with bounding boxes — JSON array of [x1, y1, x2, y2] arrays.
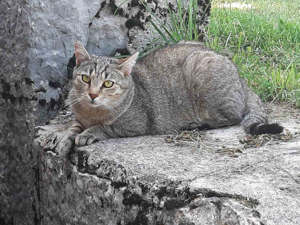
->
[[118, 52, 139, 76], [74, 41, 91, 66]]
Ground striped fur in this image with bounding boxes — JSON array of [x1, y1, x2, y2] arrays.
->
[[56, 41, 284, 156]]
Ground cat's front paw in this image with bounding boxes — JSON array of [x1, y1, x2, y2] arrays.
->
[[75, 132, 97, 146], [56, 135, 75, 157]]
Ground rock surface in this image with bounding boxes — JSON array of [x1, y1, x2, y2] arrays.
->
[[36, 104, 300, 224], [29, 0, 104, 124], [86, 3, 129, 57]]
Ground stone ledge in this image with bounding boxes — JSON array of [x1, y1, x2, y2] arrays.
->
[[35, 104, 300, 224]]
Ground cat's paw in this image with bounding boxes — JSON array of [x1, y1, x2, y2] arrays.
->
[[75, 132, 97, 146], [56, 135, 75, 157]]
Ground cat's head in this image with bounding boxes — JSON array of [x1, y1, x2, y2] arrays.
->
[[69, 41, 139, 111]]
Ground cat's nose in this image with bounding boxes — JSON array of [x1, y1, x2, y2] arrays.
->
[[89, 93, 98, 100]]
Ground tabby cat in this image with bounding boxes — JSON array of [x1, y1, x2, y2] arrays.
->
[[57, 41, 283, 156]]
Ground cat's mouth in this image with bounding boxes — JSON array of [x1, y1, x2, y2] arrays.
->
[[89, 101, 100, 107], [88, 99, 108, 108]]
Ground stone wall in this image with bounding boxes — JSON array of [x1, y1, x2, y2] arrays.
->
[[35, 106, 300, 224], [36, 118, 264, 225]]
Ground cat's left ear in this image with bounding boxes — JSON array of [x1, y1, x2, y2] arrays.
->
[[118, 52, 139, 76], [74, 41, 91, 66]]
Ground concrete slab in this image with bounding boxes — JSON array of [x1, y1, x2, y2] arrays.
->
[[36, 103, 300, 224]]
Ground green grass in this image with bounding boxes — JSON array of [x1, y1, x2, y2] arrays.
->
[[137, 0, 209, 57], [205, 0, 300, 107], [141, 0, 300, 107]]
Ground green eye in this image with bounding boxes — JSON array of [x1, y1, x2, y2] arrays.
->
[[82, 75, 91, 83], [103, 81, 114, 88]]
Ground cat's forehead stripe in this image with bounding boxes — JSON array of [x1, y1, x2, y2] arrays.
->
[[76, 56, 117, 79], [89, 61, 98, 75], [104, 72, 109, 79]]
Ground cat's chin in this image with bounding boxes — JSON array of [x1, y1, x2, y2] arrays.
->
[[89, 102, 101, 108]]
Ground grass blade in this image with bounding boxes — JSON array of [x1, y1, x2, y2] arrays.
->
[[114, 0, 130, 15], [188, 0, 193, 40], [149, 20, 170, 44], [140, 0, 177, 43]]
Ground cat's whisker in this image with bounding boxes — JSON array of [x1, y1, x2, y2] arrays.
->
[[67, 101, 81, 107], [67, 94, 84, 100], [67, 94, 84, 102], [103, 105, 116, 117], [67, 96, 85, 107], [102, 102, 118, 117], [67, 92, 84, 99], [110, 95, 127, 108], [111, 99, 122, 108]]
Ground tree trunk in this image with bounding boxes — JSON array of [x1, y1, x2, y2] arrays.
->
[[0, 1, 39, 224]]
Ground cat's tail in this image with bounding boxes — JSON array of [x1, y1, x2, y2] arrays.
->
[[242, 113, 284, 135], [241, 91, 284, 135]]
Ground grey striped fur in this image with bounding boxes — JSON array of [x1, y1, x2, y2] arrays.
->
[[56, 41, 283, 156]]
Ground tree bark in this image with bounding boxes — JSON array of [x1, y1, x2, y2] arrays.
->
[[0, 1, 39, 224]]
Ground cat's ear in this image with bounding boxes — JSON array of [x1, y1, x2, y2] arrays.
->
[[118, 52, 139, 76], [74, 41, 91, 66]]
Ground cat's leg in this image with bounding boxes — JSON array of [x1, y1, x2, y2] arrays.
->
[[56, 120, 84, 156], [75, 124, 111, 146]]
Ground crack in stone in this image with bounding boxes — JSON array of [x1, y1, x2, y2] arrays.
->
[[70, 149, 260, 213], [193, 188, 260, 207]]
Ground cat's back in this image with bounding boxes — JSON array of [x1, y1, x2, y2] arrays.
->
[[132, 41, 240, 91], [120, 42, 246, 134], [133, 42, 236, 81], [136, 42, 213, 70]]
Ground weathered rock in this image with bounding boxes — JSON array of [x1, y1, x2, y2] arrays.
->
[[0, 1, 38, 224], [121, 0, 211, 54], [29, 0, 104, 124], [36, 104, 300, 224], [86, 3, 129, 57]]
